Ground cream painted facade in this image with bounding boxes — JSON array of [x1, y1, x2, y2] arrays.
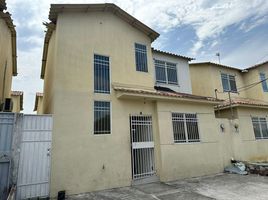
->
[[0, 1, 17, 110], [40, 4, 268, 198], [190, 62, 268, 102], [10, 91, 23, 112]]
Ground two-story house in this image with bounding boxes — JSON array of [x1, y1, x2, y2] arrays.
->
[[190, 62, 268, 162], [0, 0, 17, 112], [39, 4, 232, 198]]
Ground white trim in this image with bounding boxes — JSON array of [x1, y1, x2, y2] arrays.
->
[[154, 58, 179, 86]]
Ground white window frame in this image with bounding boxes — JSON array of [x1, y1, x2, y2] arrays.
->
[[221, 73, 237, 93], [154, 59, 178, 85], [251, 116, 268, 140], [172, 112, 200, 143], [260, 72, 268, 92]]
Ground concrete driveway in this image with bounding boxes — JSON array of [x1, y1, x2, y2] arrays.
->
[[67, 174, 268, 200]]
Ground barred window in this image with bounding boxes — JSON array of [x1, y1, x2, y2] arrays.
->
[[94, 101, 111, 134], [172, 113, 200, 143], [252, 117, 268, 139], [221, 73, 237, 92], [260, 73, 268, 92], [94, 54, 110, 93], [155, 60, 178, 85], [135, 43, 148, 72]]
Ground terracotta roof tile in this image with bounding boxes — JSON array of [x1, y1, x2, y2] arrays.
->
[[114, 86, 221, 103], [152, 48, 194, 61], [216, 97, 268, 109]]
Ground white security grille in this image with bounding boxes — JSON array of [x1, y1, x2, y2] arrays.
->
[[130, 115, 155, 179], [94, 101, 111, 134], [94, 54, 110, 93], [252, 117, 268, 139], [172, 113, 200, 143], [135, 43, 148, 72]]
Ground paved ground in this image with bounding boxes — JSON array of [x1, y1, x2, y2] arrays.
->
[[67, 174, 268, 200]]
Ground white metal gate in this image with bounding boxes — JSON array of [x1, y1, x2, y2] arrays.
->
[[130, 115, 155, 180], [16, 115, 52, 200]]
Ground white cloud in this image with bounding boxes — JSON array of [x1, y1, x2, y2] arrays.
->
[[6, 0, 268, 113]]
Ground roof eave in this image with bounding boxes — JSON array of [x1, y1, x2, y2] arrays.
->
[[115, 90, 222, 105], [48, 3, 159, 42], [215, 104, 268, 111], [152, 48, 194, 61]]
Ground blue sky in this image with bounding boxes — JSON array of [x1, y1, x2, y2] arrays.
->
[[6, 0, 268, 113]]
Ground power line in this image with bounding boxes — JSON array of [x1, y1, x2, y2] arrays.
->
[[238, 77, 268, 93]]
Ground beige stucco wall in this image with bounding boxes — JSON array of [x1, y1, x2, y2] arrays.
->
[[156, 101, 225, 181], [43, 31, 56, 114], [190, 64, 247, 99], [190, 63, 268, 102], [0, 17, 13, 104], [11, 95, 21, 113], [234, 107, 268, 161], [36, 96, 44, 114], [243, 64, 268, 102], [190, 64, 214, 97]]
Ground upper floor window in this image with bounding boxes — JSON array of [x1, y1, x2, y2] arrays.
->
[[135, 43, 148, 72], [94, 54, 110, 94], [260, 73, 268, 92], [155, 60, 178, 85], [94, 101, 111, 134], [252, 117, 268, 139], [221, 73, 237, 92], [172, 113, 200, 143]]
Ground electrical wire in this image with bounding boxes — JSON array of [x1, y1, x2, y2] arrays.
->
[[238, 77, 268, 93]]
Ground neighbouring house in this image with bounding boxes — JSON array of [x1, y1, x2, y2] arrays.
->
[[33, 92, 43, 114], [190, 62, 268, 161], [10, 91, 23, 112], [39, 3, 229, 197], [0, 0, 17, 112]]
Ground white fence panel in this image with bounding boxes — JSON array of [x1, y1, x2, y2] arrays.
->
[[16, 115, 52, 200], [0, 113, 15, 200]]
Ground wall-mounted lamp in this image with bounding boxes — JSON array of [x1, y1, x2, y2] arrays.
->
[[234, 123, 239, 132], [220, 123, 225, 132]]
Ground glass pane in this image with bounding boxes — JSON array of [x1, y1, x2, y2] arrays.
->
[[135, 43, 148, 72], [94, 101, 111, 134], [221, 73, 229, 91], [156, 66, 166, 83], [260, 73, 268, 92], [229, 75, 237, 92], [172, 113, 186, 142], [260, 118, 268, 138], [167, 68, 178, 84], [252, 118, 261, 139], [185, 114, 200, 142]]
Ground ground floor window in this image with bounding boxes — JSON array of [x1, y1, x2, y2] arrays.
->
[[252, 117, 268, 139], [172, 113, 200, 143], [94, 101, 111, 134]]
